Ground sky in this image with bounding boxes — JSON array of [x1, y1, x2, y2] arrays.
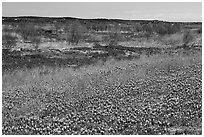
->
[[2, 2, 202, 22]]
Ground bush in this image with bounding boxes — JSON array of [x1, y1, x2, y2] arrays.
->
[[183, 30, 193, 47], [160, 33, 183, 46], [108, 32, 119, 46], [132, 23, 143, 32], [65, 20, 87, 45], [30, 37, 41, 49], [197, 27, 202, 34], [86, 34, 104, 43], [3, 27, 13, 33], [108, 24, 123, 46], [16, 22, 41, 49], [2, 34, 18, 49], [154, 23, 168, 36], [17, 22, 39, 41], [168, 23, 181, 34], [154, 22, 181, 36]]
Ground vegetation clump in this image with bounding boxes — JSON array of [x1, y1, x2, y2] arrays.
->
[[16, 22, 41, 49], [65, 20, 87, 45], [182, 30, 194, 48], [2, 34, 18, 49]]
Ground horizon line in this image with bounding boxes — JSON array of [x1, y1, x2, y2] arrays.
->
[[2, 15, 202, 23]]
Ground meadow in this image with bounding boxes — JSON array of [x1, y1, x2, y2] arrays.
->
[[2, 51, 202, 135], [2, 17, 202, 134]]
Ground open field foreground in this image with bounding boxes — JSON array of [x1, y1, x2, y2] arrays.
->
[[2, 15, 202, 135], [2, 53, 202, 135]]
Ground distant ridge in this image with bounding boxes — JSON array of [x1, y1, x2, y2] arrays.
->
[[2, 16, 202, 24]]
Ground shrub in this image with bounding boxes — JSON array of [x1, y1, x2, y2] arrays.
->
[[197, 27, 202, 34], [132, 23, 143, 32], [109, 32, 119, 46], [168, 23, 181, 34], [160, 33, 183, 46], [16, 22, 41, 49], [154, 22, 181, 36], [54, 22, 62, 32], [108, 24, 123, 46], [2, 34, 18, 49], [65, 20, 87, 45], [183, 30, 193, 47], [3, 27, 13, 33], [30, 37, 41, 49], [86, 34, 103, 43], [17, 22, 39, 41], [154, 22, 168, 36]]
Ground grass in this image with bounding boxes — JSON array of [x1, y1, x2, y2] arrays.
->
[[2, 52, 202, 135], [118, 38, 163, 48], [3, 53, 200, 92], [3, 52, 201, 102], [159, 33, 183, 47], [2, 18, 202, 134]]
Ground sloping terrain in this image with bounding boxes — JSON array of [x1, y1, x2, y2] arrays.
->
[[2, 44, 162, 71], [2, 54, 202, 135], [2, 41, 201, 72], [2, 16, 202, 135]]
